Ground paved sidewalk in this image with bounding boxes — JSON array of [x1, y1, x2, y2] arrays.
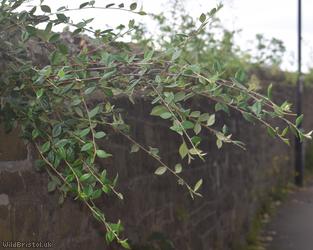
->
[[265, 185, 313, 250]]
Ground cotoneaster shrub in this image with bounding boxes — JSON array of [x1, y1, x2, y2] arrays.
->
[[0, 0, 311, 248]]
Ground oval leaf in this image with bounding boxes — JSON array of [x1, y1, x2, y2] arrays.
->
[[154, 166, 167, 175]]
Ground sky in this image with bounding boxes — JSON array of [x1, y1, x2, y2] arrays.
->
[[25, 0, 313, 72]]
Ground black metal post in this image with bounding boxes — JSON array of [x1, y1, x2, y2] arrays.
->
[[295, 0, 304, 186]]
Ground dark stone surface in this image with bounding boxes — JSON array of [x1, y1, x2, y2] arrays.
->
[[0, 127, 27, 161]]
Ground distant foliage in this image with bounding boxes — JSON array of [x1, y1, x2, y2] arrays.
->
[[0, 0, 311, 248], [132, 0, 287, 80]]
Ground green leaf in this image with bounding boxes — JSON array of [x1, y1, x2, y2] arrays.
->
[[170, 121, 183, 135], [191, 136, 201, 145], [71, 98, 82, 106], [189, 148, 201, 155], [96, 150, 112, 158], [242, 112, 255, 123], [32, 129, 40, 139], [57, 68, 65, 78], [149, 147, 159, 157], [188, 64, 201, 74], [45, 22, 52, 33], [130, 144, 140, 153], [216, 139, 222, 149], [80, 173, 92, 182], [174, 92, 185, 102], [79, 128, 90, 138], [57, 147, 66, 159], [222, 125, 228, 134], [150, 105, 167, 116], [106, 231, 115, 243], [206, 114, 215, 126], [296, 114, 303, 127], [55, 139, 70, 148], [114, 174, 120, 187], [199, 13, 206, 23], [215, 103, 229, 114], [280, 101, 291, 112], [199, 113, 210, 122], [174, 163, 182, 174], [190, 111, 201, 118], [164, 92, 174, 104], [79, 2, 89, 8], [194, 123, 201, 135], [106, 3, 115, 8], [154, 166, 167, 175], [267, 83, 273, 99], [120, 240, 131, 249], [172, 49, 182, 61], [83, 185, 94, 197], [209, 7, 217, 16], [182, 120, 194, 129], [144, 50, 154, 61], [84, 86, 96, 95], [47, 181, 57, 192], [91, 189, 102, 200], [11, 0, 24, 10], [299, 132, 305, 142], [41, 141, 51, 153], [94, 131, 106, 139], [102, 70, 116, 80], [52, 124, 62, 137], [128, 19, 135, 28], [102, 185, 110, 194], [81, 142, 93, 152], [194, 179, 203, 192], [26, 26, 37, 36], [130, 2, 137, 10], [41, 5, 51, 13], [56, 13, 68, 22], [160, 112, 172, 119], [57, 6, 66, 11], [36, 89, 44, 99], [179, 142, 188, 159], [88, 106, 100, 118], [235, 69, 246, 83], [252, 101, 262, 116], [281, 127, 289, 137], [282, 138, 290, 145], [267, 127, 276, 138]]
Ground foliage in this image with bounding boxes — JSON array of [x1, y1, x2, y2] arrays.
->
[[0, 0, 311, 248], [133, 0, 287, 81], [252, 34, 286, 66], [133, 1, 247, 80]]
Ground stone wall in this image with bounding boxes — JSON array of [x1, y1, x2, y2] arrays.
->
[[0, 84, 313, 250]]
